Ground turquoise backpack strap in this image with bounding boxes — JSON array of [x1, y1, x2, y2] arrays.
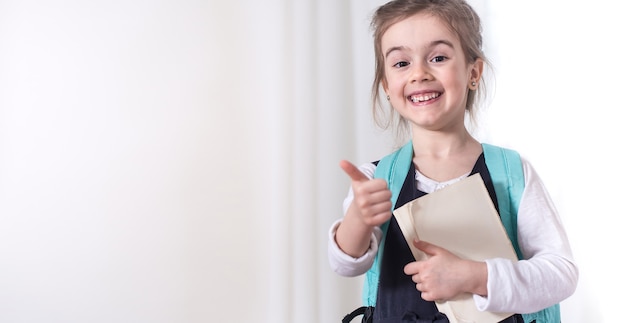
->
[[362, 141, 414, 306], [482, 143, 560, 323], [481, 143, 524, 260]]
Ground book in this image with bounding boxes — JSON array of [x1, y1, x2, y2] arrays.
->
[[393, 173, 518, 323]]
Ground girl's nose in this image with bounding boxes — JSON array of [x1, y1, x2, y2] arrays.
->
[[410, 62, 433, 83]]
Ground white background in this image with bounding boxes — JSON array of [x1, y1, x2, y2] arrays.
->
[[1, 0, 623, 322]]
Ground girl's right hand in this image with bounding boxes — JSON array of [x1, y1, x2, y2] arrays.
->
[[339, 160, 393, 227]]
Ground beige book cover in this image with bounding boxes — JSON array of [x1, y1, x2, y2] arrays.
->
[[393, 173, 518, 323]]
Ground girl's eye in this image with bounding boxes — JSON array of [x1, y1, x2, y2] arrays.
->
[[392, 61, 409, 68], [431, 56, 447, 63]]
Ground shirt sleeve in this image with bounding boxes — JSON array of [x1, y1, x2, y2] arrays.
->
[[473, 157, 579, 313], [327, 163, 382, 277]]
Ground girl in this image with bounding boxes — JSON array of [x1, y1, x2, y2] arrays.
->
[[327, 0, 578, 322]]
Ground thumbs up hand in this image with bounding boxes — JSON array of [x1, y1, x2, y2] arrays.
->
[[339, 160, 393, 227], [334, 160, 394, 257]]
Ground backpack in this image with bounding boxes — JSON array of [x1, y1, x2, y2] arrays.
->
[[356, 141, 559, 323]]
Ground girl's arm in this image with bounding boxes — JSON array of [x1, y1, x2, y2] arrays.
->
[[473, 158, 579, 313], [328, 162, 389, 276]]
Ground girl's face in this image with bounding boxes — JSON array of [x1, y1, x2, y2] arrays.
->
[[381, 13, 482, 133]]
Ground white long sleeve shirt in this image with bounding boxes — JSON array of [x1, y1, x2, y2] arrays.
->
[[328, 157, 578, 314]]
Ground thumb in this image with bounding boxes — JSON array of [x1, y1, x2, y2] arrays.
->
[[413, 239, 441, 256], [339, 160, 369, 182]]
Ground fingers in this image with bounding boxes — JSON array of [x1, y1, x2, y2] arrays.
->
[[350, 191, 392, 227], [404, 264, 437, 301], [412, 239, 441, 256], [350, 179, 392, 226], [404, 265, 429, 297], [339, 160, 390, 201], [403, 240, 442, 275], [403, 241, 462, 302], [352, 188, 392, 209], [360, 208, 392, 227], [404, 261, 419, 276], [339, 160, 369, 182], [340, 159, 393, 227]]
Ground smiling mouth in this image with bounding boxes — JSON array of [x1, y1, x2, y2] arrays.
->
[[408, 92, 441, 103]]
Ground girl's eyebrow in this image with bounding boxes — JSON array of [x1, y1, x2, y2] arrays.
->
[[384, 45, 409, 58], [384, 39, 455, 58]]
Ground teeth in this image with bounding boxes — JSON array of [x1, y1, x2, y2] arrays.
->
[[410, 93, 440, 103]]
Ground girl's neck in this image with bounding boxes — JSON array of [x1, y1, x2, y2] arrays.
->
[[409, 129, 483, 182], [410, 128, 479, 159]]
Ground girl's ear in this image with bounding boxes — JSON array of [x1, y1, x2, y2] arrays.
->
[[469, 58, 484, 88], [469, 58, 485, 90]]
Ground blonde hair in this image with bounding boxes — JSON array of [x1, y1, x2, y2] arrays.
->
[[370, 0, 490, 140]]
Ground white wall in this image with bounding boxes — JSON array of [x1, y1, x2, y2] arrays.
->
[[479, 2, 626, 322], [0, 1, 275, 322], [345, 1, 626, 319], [0, 0, 623, 322]]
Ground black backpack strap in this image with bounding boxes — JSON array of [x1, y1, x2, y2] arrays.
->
[[342, 306, 374, 323]]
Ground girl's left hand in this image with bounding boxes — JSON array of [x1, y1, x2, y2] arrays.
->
[[403, 239, 487, 301]]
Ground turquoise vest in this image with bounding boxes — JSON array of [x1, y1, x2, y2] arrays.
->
[[362, 141, 560, 323]]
